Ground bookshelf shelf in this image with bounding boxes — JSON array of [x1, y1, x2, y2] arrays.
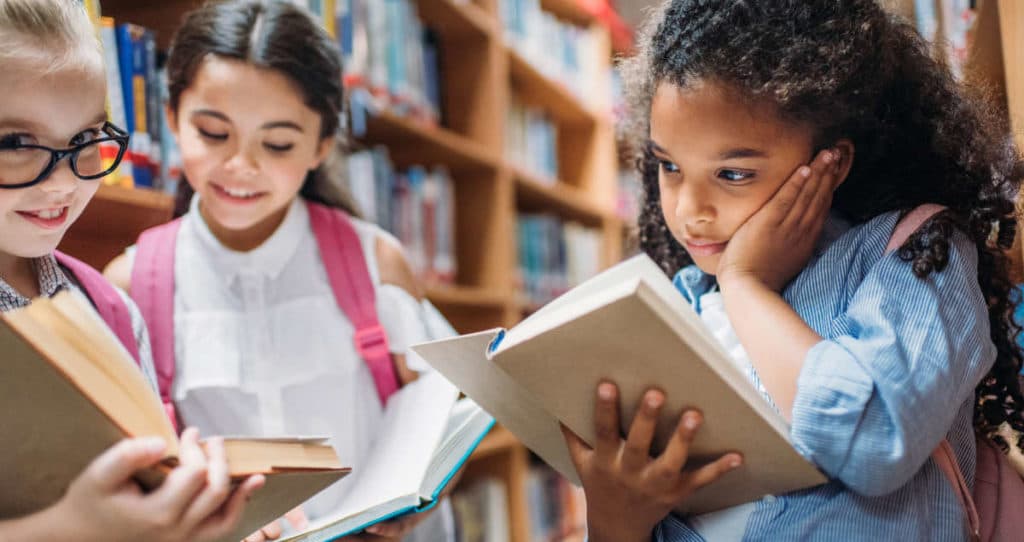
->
[[426, 284, 510, 308], [469, 425, 520, 461], [361, 110, 500, 173], [415, 0, 496, 40], [508, 49, 597, 127], [514, 168, 609, 227]]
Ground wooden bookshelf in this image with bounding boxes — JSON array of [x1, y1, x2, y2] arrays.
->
[[79, 1, 628, 541]]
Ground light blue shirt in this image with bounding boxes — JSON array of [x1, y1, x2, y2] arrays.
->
[[656, 211, 993, 541]]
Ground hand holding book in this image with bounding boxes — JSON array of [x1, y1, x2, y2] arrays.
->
[[562, 383, 743, 542]]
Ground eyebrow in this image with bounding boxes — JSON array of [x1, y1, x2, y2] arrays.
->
[[191, 109, 304, 132], [718, 147, 768, 160], [0, 112, 107, 133]]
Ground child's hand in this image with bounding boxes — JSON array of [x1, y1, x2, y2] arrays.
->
[[717, 148, 843, 292], [52, 428, 264, 542], [562, 382, 742, 542], [245, 507, 308, 541]]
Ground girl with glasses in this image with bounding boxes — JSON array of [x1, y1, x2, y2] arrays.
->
[[0, 1, 263, 540]]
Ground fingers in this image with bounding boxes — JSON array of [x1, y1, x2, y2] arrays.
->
[[83, 437, 168, 492], [180, 437, 231, 531], [560, 423, 592, 471], [783, 149, 835, 227], [592, 381, 623, 465], [284, 506, 309, 531], [177, 427, 206, 466], [152, 459, 209, 525], [656, 410, 702, 474], [683, 453, 743, 492], [243, 528, 269, 542], [622, 389, 664, 472], [195, 474, 264, 541]]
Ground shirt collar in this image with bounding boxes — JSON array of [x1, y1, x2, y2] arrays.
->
[[186, 194, 308, 282], [0, 254, 75, 311]]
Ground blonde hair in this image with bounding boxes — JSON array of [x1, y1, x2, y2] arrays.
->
[[0, 0, 103, 75]]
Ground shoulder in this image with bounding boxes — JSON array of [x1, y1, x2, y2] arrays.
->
[[374, 232, 423, 301], [103, 251, 134, 292]]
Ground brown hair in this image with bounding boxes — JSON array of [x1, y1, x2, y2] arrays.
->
[[166, 0, 359, 216]]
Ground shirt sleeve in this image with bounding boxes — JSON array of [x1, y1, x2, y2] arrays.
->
[[789, 230, 996, 496], [376, 283, 457, 372]]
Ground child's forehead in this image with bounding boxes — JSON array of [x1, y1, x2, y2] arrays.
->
[[0, 61, 106, 137], [650, 80, 814, 152]]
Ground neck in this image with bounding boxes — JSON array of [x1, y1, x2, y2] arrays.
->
[[0, 252, 40, 299], [199, 199, 293, 252]]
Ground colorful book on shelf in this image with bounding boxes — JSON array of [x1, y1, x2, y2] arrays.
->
[[0, 290, 350, 542], [451, 477, 510, 542], [281, 372, 495, 542], [116, 23, 155, 187], [97, 16, 134, 188], [410, 254, 828, 515]]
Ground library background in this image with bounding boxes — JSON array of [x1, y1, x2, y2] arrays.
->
[[65, 0, 1023, 541]]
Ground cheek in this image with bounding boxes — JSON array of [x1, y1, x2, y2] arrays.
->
[[263, 158, 310, 194]]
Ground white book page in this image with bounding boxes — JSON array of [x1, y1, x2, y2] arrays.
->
[[301, 372, 458, 532]]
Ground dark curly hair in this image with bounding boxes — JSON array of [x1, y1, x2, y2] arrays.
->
[[622, 0, 1024, 448]]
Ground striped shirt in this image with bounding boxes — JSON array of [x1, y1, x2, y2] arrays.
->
[[0, 254, 159, 392], [658, 211, 991, 541]]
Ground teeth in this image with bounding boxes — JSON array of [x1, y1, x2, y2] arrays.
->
[[32, 208, 64, 219], [222, 186, 258, 198]]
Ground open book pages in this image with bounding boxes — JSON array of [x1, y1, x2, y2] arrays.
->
[[412, 254, 826, 514], [0, 290, 350, 541], [283, 373, 494, 542]]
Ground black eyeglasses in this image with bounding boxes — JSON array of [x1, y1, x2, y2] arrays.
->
[[0, 121, 130, 189]]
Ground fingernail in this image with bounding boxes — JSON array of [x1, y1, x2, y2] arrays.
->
[[822, 151, 833, 164], [684, 412, 701, 430], [730, 455, 743, 468], [646, 391, 663, 409], [598, 383, 616, 400], [800, 166, 811, 178]]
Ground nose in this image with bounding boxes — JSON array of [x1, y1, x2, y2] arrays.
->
[[224, 146, 259, 178], [37, 160, 77, 196], [675, 179, 715, 227]]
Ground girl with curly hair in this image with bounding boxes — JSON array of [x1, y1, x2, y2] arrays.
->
[[560, 1, 1024, 540]]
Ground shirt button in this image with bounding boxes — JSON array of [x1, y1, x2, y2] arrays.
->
[[762, 495, 777, 504]]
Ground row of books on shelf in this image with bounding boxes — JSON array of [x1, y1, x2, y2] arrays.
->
[[911, 0, 974, 80], [345, 146, 457, 284], [517, 215, 603, 307], [451, 463, 585, 542], [526, 462, 587, 542], [506, 98, 560, 182], [339, 0, 444, 125], [80, 0, 180, 192], [500, 0, 613, 114]]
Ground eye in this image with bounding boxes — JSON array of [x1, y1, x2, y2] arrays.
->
[[263, 142, 294, 153], [659, 160, 680, 174], [0, 133, 35, 149], [197, 127, 228, 141], [70, 128, 103, 146], [717, 168, 755, 183]]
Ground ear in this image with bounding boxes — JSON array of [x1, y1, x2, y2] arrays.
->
[[832, 139, 855, 188], [312, 137, 333, 170]]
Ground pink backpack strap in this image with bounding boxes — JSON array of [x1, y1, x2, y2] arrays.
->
[[933, 440, 982, 541], [306, 201, 400, 405], [884, 204, 946, 254], [54, 251, 140, 365], [131, 219, 183, 431]]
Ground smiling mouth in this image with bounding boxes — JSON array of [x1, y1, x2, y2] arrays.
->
[[16, 206, 70, 229], [211, 182, 268, 201]]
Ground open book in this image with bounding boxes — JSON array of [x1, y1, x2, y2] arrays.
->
[[282, 372, 495, 542], [411, 254, 827, 515], [0, 290, 350, 542]]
